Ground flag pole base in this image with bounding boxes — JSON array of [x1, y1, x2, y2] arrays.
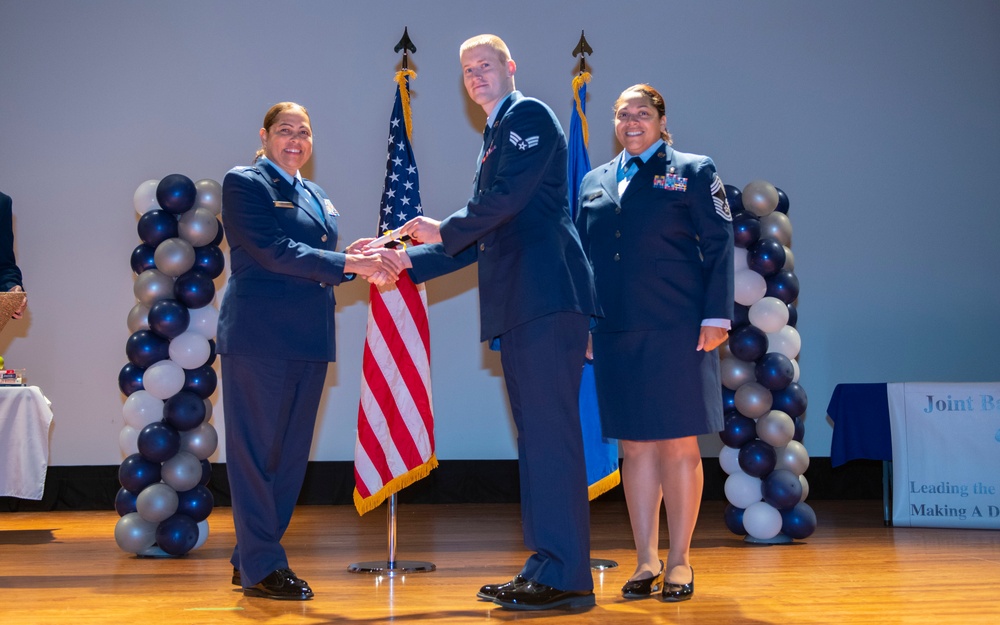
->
[[590, 558, 618, 570], [347, 560, 436, 575]]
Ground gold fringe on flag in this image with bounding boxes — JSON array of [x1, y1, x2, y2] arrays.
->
[[395, 69, 417, 143], [353, 453, 439, 516], [572, 71, 591, 148], [587, 467, 620, 501]]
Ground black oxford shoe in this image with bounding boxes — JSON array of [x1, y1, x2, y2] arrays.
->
[[477, 574, 527, 600], [494, 580, 595, 611], [661, 566, 694, 602], [243, 568, 314, 600]]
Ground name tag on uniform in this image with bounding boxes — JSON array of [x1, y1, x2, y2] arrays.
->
[[273, 201, 295, 208], [324, 199, 339, 216], [654, 173, 688, 192]]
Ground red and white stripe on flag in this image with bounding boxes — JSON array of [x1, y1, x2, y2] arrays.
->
[[353, 272, 436, 515]]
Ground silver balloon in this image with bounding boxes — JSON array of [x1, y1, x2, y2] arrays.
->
[[114, 512, 158, 553], [127, 303, 150, 333], [775, 440, 810, 475], [203, 398, 213, 422], [734, 382, 773, 419], [136, 482, 179, 523], [724, 470, 763, 508], [742, 180, 779, 217], [756, 410, 795, 447], [749, 297, 790, 334], [194, 179, 223, 216], [133, 179, 160, 215], [782, 246, 795, 272], [153, 237, 196, 277], [161, 451, 202, 491], [721, 357, 756, 391], [760, 212, 793, 247], [178, 207, 220, 247], [798, 474, 810, 502], [743, 501, 782, 539], [134, 269, 175, 307], [180, 422, 218, 460]]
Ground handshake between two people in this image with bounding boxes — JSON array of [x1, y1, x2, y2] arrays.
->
[[343, 216, 442, 287]]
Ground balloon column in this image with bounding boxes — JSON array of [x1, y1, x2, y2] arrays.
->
[[719, 181, 816, 542], [116, 174, 225, 557]]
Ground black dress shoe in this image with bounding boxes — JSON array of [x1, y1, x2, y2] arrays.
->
[[232, 567, 240, 586], [243, 568, 314, 600], [661, 566, 694, 602], [621, 560, 664, 599], [494, 580, 595, 610], [477, 574, 527, 600]]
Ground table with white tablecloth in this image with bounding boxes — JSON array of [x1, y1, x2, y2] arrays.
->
[[0, 386, 53, 500]]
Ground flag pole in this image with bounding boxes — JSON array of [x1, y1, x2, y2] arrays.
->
[[571, 30, 618, 571], [348, 28, 434, 576]]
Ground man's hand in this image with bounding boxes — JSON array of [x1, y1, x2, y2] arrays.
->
[[398, 216, 442, 244]]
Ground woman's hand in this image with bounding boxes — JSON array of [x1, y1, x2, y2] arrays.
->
[[696, 326, 728, 352]]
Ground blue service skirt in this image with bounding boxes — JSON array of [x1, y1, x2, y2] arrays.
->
[[592, 329, 725, 441]]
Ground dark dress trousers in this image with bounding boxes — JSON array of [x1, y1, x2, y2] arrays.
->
[[0, 192, 24, 291], [218, 160, 349, 587], [576, 145, 734, 440], [406, 91, 600, 592]]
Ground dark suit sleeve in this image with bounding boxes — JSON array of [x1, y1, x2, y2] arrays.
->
[[0, 193, 23, 291], [439, 101, 560, 256], [222, 170, 348, 285], [689, 158, 734, 320], [406, 241, 477, 284]]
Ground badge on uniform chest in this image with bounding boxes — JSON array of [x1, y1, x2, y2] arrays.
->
[[654, 172, 688, 192]]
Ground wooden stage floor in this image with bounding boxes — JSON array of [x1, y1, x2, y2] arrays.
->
[[1, 500, 998, 624]]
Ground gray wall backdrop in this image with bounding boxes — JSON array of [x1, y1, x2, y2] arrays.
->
[[1, 1, 997, 467]]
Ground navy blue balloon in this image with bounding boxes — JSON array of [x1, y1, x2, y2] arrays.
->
[[731, 211, 760, 249], [155, 513, 199, 556], [137, 421, 181, 463], [115, 487, 138, 517], [721, 386, 736, 413], [733, 304, 750, 328], [728, 325, 768, 362], [205, 339, 217, 366], [125, 330, 169, 368], [755, 352, 795, 391], [163, 391, 207, 431], [780, 502, 817, 539], [786, 303, 798, 327], [148, 299, 190, 339], [210, 219, 225, 246], [775, 187, 790, 214], [183, 364, 218, 399], [176, 485, 214, 523], [194, 245, 225, 279], [738, 439, 776, 478], [118, 453, 162, 492], [130, 243, 157, 275], [137, 209, 179, 247], [747, 237, 787, 277], [793, 416, 805, 442], [723, 503, 746, 536], [118, 362, 145, 396], [765, 270, 800, 304], [724, 184, 744, 213], [156, 174, 197, 215], [174, 268, 215, 309], [199, 459, 213, 487], [762, 468, 803, 510], [772, 382, 808, 418], [720, 412, 758, 448]]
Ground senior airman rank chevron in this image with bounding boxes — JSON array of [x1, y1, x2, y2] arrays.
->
[[509, 131, 539, 150], [712, 172, 732, 221]]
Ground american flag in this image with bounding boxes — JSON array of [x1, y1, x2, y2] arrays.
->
[[353, 71, 436, 515]]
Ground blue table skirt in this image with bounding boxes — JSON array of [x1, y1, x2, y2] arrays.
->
[[827, 382, 891, 467]]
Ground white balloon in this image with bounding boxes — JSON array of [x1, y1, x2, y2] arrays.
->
[[748, 297, 790, 334], [733, 246, 749, 272], [734, 269, 767, 307], [143, 360, 186, 400], [203, 398, 213, 422], [798, 474, 810, 503], [194, 179, 223, 216], [766, 325, 802, 360], [123, 390, 164, 429], [187, 305, 219, 339], [744, 501, 783, 539], [719, 445, 742, 475], [119, 425, 139, 457], [192, 519, 210, 550], [169, 331, 211, 369], [133, 179, 160, 215], [791, 358, 801, 383], [724, 470, 763, 509]]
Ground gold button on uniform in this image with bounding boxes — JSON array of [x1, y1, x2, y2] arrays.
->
[[479, 243, 485, 251], [321, 234, 328, 242]]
